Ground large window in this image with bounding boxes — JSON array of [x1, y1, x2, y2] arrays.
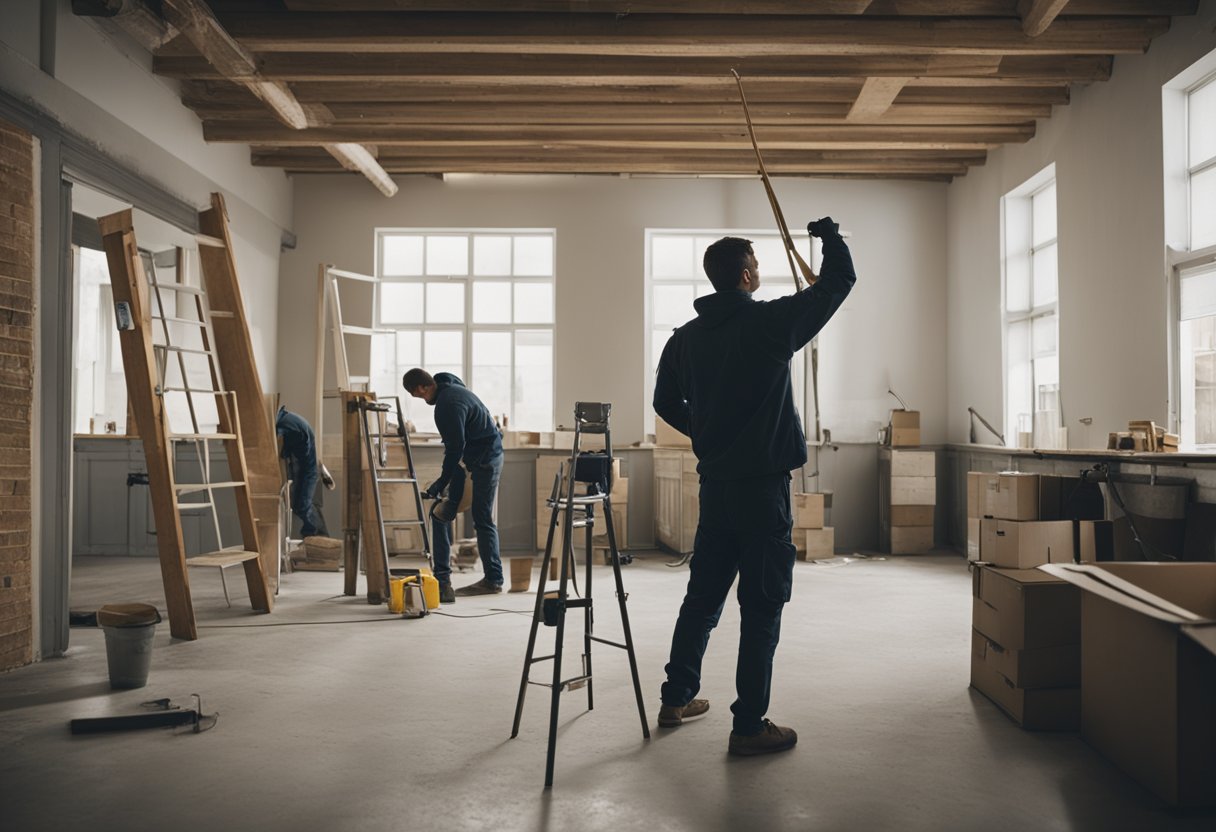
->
[[1173, 74, 1216, 448], [371, 230, 555, 433], [645, 230, 822, 433], [1002, 169, 1063, 449]]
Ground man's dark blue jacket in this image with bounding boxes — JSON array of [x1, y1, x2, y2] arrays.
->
[[431, 372, 502, 492], [276, 406, 317, 467], [653, 229, 855, 480]]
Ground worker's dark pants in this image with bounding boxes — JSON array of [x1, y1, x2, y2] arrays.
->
[[661, 472, 796, 736], [289, 458, 327, 538], [431, 453, 504, 586]]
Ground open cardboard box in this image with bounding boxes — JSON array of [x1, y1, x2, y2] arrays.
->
[[1040, 562, 1216, 807]]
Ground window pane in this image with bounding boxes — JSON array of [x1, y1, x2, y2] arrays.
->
[[473, 281, 512, 323], [514, 330, 553, 431], [369, 331, 397, 400], [514, 281, 554, 324], [513, 235, 553, 276], [1189, 79, 1216, 168], [1032, 183, 1057, 247], [1032, 242, 1058, 307], [1007, 319, 1032, 444], [472, 331, 512, 424], [426, 282, 465, 323], [396, 330, 422, 367], [1006, 252, 1031, 313], [1032, 313, 1057, 358], [695, 283, 714, 298], [426, 235, 468, 275], [473, 236, 512, 276], [751, 237, 787, 279], [652, 236, 694, 279], [1181, 263, 1216, 321], [753, 283, 794, 303], [654, 284, 695, 327], [382, 235, 423, 276], [380, 282, 424, 324], [424, 330, 462, 367], [1190, 165, 1216, 250]]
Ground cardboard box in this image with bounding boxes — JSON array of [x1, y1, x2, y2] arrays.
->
[[1077, 519, 1114, 563], [971, 565, 1080, 650], [889, 449, 935, 478], [800, 527, 834, 561], [655, 415, 693, 449], [982, 518, 1074, 569], [970, 636, 1080, 731], [890, 427, 921, 447], [891, 505, 934, 527], [967, 517, 981, 561], [890, 409, 920, 429], [988, 473, 1064, 522], [972, 629, 1080, 688], [793, 493, 825, 529], [968, 471, 999, 518], [502, 430, 541, 449], [1041, 563, 1216, 807], [553, 430, 606, 452], [890, 525, 933, 555], [891, 476, 935, 506]]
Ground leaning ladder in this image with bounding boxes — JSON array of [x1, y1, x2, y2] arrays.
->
[[356, 395, 433, 604], [510, 402, 649, 789], [99, 211, 273, 641]]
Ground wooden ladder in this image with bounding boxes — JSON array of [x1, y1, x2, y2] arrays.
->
[[99, 210, 272, 640]]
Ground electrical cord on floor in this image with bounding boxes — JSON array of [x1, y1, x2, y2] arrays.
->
[[197, 609, 535, 627], [431, 608, 533, 619]]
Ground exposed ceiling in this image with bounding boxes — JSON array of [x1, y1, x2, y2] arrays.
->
[[84, 1, 1198, 189]]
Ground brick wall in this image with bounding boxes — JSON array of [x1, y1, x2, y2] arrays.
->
[[0, 121, 35, 671]]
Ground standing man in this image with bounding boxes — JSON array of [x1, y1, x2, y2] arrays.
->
[[276, 405, 330, 538], [403, 369, 504, 603], [654, 218, 855, 756]]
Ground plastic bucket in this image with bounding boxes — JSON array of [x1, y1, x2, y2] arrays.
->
[[97, 603, 161, 689]]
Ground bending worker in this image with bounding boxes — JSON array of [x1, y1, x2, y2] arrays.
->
[[276, 405, 330, 538], [653, 218, 856, 757], [403, 369, 504, 603]]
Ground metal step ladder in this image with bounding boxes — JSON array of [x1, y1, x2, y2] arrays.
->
[[510, 402, 649, 789], [355, 395, 433, 602], [100, 210, 272, 640]]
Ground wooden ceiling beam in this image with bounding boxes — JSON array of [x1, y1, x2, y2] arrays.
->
[[204, 121, 1034, 150], [275, 1, 1193, 16], [154, 53, 1112, 84], [158, 0, 396, 196], [847, 77, 909, 121], [215, 13, 1165, 56], [186, 100, 1052, 125], [1019, 0, 1073, 36]]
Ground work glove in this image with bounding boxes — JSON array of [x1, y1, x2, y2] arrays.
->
[[319, 463, 335, 491], [423, 481, 442, 500], [807, 217, 839, 239]]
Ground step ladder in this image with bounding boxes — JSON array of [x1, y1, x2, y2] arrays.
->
[[355, 395, 433, 604], [99, 211, 273, 640], [510, 402, 649, 789]]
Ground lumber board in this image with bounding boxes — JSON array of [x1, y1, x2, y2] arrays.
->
[[275, 1, 1192, 14]]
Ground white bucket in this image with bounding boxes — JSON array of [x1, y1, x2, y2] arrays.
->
[[102, 623, 157, 689]]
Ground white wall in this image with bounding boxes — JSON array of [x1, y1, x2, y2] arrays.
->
[[281, 174, 948, 448], [0, 0, 291, 389], [946, 3, 1216, 448]]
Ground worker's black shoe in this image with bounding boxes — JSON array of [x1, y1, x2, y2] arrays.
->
[[454, 578, 503, 596], [728, 719, 798, 757], [438, 581, 455, 604]]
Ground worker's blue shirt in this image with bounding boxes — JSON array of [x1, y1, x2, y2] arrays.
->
[[430, 373, 503, 492], [276, 406, 317, 467], [653, 230, 856, 480]]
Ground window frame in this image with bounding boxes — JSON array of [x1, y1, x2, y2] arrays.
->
[[373, 228, 557, 432]]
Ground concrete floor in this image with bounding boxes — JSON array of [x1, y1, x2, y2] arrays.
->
[[1, 552, 1212, 832]]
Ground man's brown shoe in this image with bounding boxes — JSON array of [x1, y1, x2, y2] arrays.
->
[[728, 719, 798, 756], [658, 699, 710, 727]]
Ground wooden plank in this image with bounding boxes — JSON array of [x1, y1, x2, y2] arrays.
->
[[342, 391, 364, 596], [1019, 0, 1073, 36], [847, 76, 909, 121], [197, 192, 284, 594], [155, 53, 1114, 84], [217, 13, 1164, 56], [203, 121, 1035, 149], [98, 210, 198, 641]]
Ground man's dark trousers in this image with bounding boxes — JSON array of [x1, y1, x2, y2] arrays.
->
[[289, 459, 327, 537], [661, 472, 796, 735], [430, 453, 504, 585]]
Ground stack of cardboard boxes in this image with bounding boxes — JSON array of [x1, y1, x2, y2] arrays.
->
[[968, 472, 1112, 566], [970, 565, 1081, 730], [884, 448, 935, 554], [793, 493, 833, 560]]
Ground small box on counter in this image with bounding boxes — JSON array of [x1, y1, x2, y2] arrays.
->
[[793, 493, 826, 529]]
